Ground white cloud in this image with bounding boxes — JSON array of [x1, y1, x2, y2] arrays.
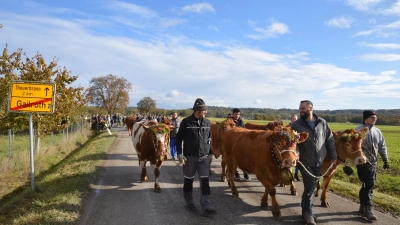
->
[[325, 16, 354, 28], [159, 18, 186, 28], [165, 89, 181, 97], [346, 0, 383, 11], [358, 42, 400, 49], [246, 21, 289, 40], [352, 20, 400, 37], [182, 3, 215, 14], [110, 1, 157, 17], [383, 0, 400, 15], [357, 54, 400, 61]]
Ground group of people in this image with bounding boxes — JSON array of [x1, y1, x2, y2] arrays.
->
[[90, 113, 121, 129], [170, 98, 389, 223]]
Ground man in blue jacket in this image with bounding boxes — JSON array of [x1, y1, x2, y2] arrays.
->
[[356, 110, 389, 221], [291, 100, 337, 225], [176, 98, 217, 217]]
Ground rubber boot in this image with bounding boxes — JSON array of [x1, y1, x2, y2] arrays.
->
[[302, 211, 316, 225], [363, 206, 378, 221]]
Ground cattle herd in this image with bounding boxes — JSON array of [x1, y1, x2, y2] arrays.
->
[[125, 116, 368, 219]]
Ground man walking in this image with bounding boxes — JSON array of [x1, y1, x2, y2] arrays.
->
[[356, 110, 389, 221], [231, 108, 251, 181], [291, 100, 337, 225], [176, 98, 217, 217], [169, 112, 180, 160]]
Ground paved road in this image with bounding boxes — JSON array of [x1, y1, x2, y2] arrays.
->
[[78, 127, 399, 225]]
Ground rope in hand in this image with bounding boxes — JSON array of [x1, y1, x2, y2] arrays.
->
[[296, 161, 335, 178]]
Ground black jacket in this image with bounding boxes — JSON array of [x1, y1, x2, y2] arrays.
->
[[176, 114, 213, 157], [233, 117, 245, 128]]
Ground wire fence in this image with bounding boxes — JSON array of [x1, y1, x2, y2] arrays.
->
[[0, 120, 90, 170]]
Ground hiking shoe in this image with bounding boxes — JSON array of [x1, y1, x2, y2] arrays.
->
[[363, 206, 377, 221], [302, 211, 316, 225], [187, 203, 196, 211], [234, 172, 240, 180], [202, 208, 218, 217], [244, 173, 251, 181]]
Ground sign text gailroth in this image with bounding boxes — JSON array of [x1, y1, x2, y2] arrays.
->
[[8, 81, 56, 114]]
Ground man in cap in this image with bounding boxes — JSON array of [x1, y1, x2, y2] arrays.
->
[[355, 110, 389, 221], [176, 98, 217, 217]]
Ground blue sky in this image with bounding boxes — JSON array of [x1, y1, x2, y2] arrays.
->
[[1, 0, 400, 110]]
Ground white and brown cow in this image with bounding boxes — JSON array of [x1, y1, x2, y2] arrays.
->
[[131, 120, 175, 192]]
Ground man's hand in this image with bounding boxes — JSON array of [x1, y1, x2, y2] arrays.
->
[[177, 154, 184, 164], [383, 163, 389, 170]]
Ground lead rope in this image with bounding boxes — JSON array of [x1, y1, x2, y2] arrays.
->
[[296, 161, 335, 178]]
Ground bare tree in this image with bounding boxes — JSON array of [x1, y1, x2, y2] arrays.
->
[[86, 74, 132, 115], [137, 97, 156, 115]]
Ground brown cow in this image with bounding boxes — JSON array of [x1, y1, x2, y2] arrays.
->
[[221, 125, 308, 218], [244, 121, 298, 195], [210, 118, 236, 179], [314, 127, 368, 207], [125, 115, 137, 136], [131, 120, 175, 192]]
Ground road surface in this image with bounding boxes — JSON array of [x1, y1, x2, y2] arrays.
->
[[78, 127, 399, 225]]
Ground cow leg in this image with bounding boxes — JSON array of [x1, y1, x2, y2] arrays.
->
[[140, 160, 149, 182], [315, 180, 321, 197], [154, 160, 163, 193], [290, 181, 297, 196], [226, 160, 238, 197], [260, 187, 269, 210], [221, 158, 227, 182], [320, 172, 336, 207]]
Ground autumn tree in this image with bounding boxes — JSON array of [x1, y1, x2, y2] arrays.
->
[[137, 97, 156, 115], [86, 74, 132, 116], [0, 45, 88, 152]]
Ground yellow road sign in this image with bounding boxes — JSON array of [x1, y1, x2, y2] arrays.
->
[[8, 81, 56, 114]]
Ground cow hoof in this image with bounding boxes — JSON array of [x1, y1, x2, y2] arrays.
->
[[154, 187, 161, 193], [221, 176, 226, 182], [260, 202, 268, 210], [321, 201, 330, 208], [290, 190, 297, 196], [141, 176, 149, 182], [272, 210, 281, 219]]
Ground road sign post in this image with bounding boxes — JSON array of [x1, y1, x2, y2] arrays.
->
[[8, 81, 56, 191]]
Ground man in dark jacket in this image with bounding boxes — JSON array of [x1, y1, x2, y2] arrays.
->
[[231, 108, 250, 180], [291, 100, 337, 225], [176, 98, 217, 217], [169, 112, 180, 160]]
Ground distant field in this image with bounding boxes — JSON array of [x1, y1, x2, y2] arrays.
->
[[208, 117, 400, 214]]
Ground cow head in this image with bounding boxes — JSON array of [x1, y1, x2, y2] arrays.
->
[[333, 127, 368, 165], [266, 120, 284, 131], [145, 122, 175, 161], [269, 128, 308, 168]]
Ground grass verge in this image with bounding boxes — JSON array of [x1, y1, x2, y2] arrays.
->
[[0, 130, 117, 224]]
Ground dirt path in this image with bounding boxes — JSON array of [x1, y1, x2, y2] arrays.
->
[[78, 127, 399, 225]]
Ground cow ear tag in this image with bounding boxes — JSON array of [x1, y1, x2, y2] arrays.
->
[[343, 165, 353, 176], [280, 168, 293, 185]]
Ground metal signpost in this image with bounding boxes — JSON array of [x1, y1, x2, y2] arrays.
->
[[8, 81, 56, 191]]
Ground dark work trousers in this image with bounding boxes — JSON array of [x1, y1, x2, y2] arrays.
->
[[183, 155, 211, 210], [169, 138, 177, 158], [357, 163, 376, 207], [299, 166, 321, 215]]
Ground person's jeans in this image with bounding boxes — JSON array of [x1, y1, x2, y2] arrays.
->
[[299, 166, 320, 214], [357, 163, 376, 207], [170, 138, 176, 158]]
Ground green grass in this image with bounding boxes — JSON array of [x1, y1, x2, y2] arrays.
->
[[0, 130, 117, 224], [210, 117, 400, 216]]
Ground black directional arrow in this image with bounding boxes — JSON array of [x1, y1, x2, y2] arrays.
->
[[44, 87, 49, 96]]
